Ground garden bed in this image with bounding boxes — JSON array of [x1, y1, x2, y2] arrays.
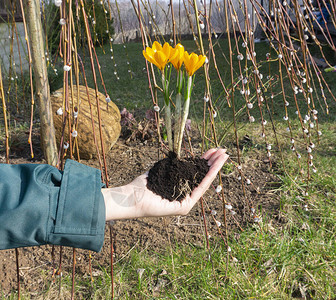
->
[[0, 132, 281, 296]]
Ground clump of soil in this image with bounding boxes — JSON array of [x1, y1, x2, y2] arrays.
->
[[147, 152, 210, 201]]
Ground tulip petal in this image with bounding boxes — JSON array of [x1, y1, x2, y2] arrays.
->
[[193, 55, 206, 73], [152, 41, 162, 52], [162, 42, 171, 57], [171, 44, 185, 70], [143, 50, 155, 63], [146, 47, 155, 57], [154, 51, 168, 70]]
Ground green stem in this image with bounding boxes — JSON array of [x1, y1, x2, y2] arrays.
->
[[173, 70, 183, 154], [162, 72, 173, 151], [174, 92, 182, 153], [176, 75, 193, 158]]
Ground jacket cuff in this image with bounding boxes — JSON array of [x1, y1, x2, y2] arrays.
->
[[47, 160, 106, 252]]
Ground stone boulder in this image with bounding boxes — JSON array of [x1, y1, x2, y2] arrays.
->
[[51, 86, 121, 159]]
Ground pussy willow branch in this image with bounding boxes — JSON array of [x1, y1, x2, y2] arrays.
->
[[80, 0, 109, 185], [19, 0, 34, 158], [115, 0, 132, 78], [0, 66, 9, 163], [132, 0, 162, 158]]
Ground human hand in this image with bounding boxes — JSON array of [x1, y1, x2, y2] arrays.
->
[[102, 148, 229, 221]]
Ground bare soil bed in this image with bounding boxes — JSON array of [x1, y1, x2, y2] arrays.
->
[[0, 132, 281, 296]]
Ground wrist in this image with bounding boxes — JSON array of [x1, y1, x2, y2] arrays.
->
[[102, 184, 142, 221]]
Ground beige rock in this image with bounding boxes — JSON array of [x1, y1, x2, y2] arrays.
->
[[51, 85, 121, 159]]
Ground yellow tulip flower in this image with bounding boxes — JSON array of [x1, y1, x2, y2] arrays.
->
[[143, 41, 177, 71], [170, 44, 185, 70], [183, 51, 206, 76]]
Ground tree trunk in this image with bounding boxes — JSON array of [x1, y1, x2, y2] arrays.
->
[[25, 0, 57, 166]]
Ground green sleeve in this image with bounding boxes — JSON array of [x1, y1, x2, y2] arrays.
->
[[0, 160, 106, 252]]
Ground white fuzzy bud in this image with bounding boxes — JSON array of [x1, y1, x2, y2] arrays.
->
[[63, 65, 71, 72], [215, 185, 222, 193], [237, 54, 244, 61], [59, 18, 66, 26], [54, 0, 62, 7], [56, 107, 63, 115], [225, 204, 233, 210], [153, 105, 160, 112], [72, 130, 78, 138]]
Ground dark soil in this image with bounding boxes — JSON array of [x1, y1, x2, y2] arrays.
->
[[0, 131, 282, 297], [147, 152, 209, 201]]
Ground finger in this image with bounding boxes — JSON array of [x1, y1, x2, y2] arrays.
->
[[201, 148, 217, 160], [203, 148, 227, 161], [207, 148, 228, 166], [210, 153, 229, 174], [190, 153, 229, 202]]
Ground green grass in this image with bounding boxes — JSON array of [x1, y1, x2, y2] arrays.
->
[[5, 123, 335, 299], [49, 123, 334, 299]]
